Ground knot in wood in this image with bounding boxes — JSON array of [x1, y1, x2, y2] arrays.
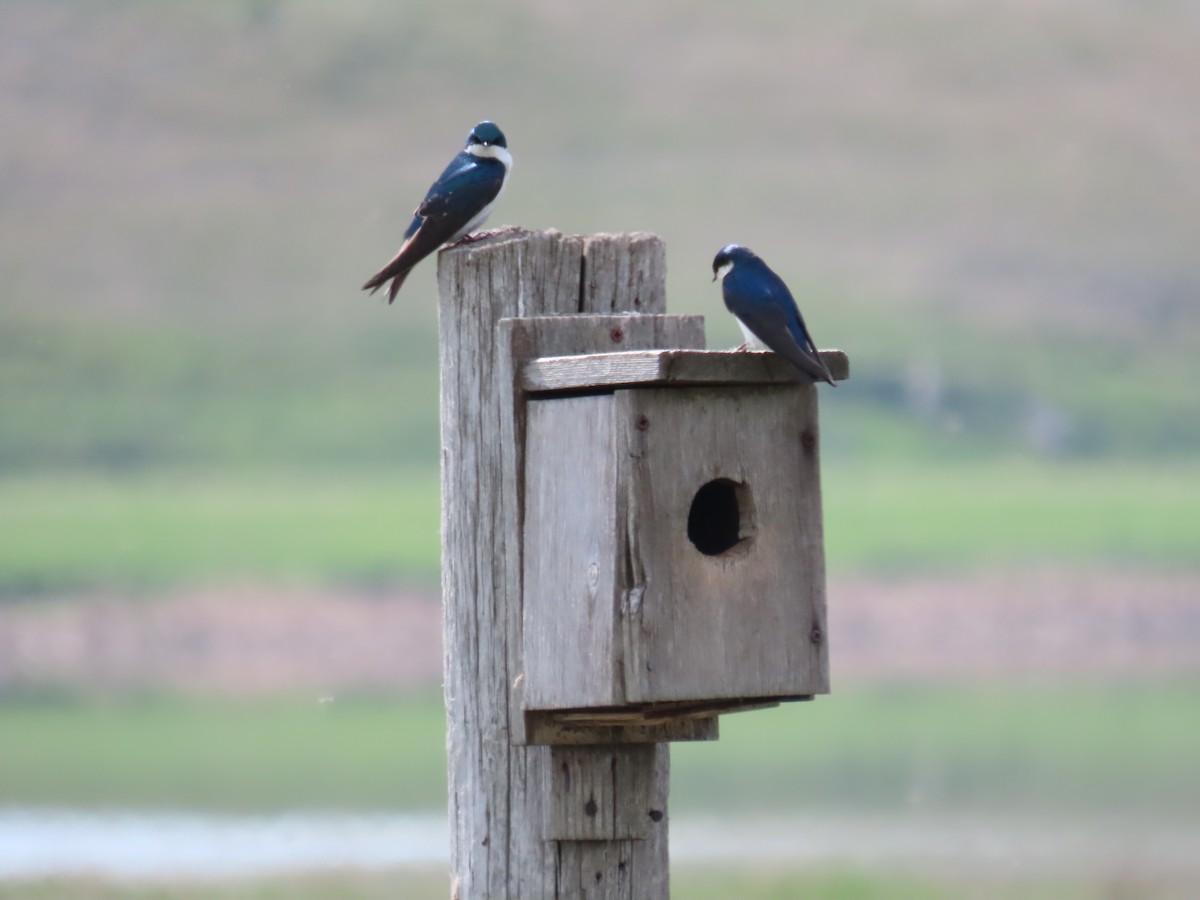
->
[[800, 430, 817, 452], [584, 796, 599, 818], [809, 622, 823, 646]]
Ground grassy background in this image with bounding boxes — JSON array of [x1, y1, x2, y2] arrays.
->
[[2, 683, 1196, 817], [2, 682, 1196, 895], [4, 867, 1183, 900], [4, 0, 1200, 476], [1, 460, 1196, 595], [6, 868, 1171, 900], [3, 2, 1199, 893], [0, 471, 443, 594]]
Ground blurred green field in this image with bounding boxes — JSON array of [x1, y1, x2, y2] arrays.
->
[[0, 693, 445, 812], [2, 682, 1197, 816], [2, 459, 1196, 594], [821, 459, 1200, 574], [4, 0, 1200, 480], [3, 866, 1176, 900], [5, 303, 1198, 475], [3, 6, 1199, 890], [0, 470, 442, 593], [0, 318, 443, 474]]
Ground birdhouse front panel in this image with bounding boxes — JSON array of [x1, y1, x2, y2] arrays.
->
[[521, 379, 829, 715], [615, 385, 829, 704], [523, 394, 624, 711]]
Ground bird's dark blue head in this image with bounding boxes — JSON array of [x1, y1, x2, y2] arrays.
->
[[712, 244, 756, 282], [468, 121, 507, 149]]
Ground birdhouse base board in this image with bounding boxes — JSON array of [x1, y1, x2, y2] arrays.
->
[[524, 695, 813, 746]]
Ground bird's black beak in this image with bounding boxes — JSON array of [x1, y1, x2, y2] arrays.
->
[[711, 273, 717, 282]]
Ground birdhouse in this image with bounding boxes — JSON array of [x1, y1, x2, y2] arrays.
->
[[518, 340, 849, 742]]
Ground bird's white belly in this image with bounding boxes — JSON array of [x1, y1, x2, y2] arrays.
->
[[448, 155, 511, 244], [735, 316, 765, 349], [450, 201, 496, 244]]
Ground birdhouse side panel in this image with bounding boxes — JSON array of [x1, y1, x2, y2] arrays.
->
[[522, 395, 624, 710], [617, 385, 829, 704]]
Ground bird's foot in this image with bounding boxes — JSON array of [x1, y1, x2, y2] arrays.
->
[[449, 225, 525, 248]]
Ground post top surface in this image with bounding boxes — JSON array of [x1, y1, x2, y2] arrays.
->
[[439, 226, 665, 258]]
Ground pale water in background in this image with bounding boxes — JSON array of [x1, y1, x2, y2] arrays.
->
[[3, 809, 1197, 880]]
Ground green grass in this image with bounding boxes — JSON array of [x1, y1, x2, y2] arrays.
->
[[2, 460, 1196, 593], [2, 867, 1171, 900], [4, 1, 1200, 479], [0, 317, 443, 473], [0, 871, 451, 900], [0, 471, 441, 593], [672, 868, 1142, 900], [671, 680, 1200, 816], [0, 693, 448, 812], [3, 684, 1195, 895], [2, 682, 1197, 817], [822, 458, 1200, 574]]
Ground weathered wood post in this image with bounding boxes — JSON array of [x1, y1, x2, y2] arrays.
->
[[439, 229, 677, 898], [438, 229, 847, 898]]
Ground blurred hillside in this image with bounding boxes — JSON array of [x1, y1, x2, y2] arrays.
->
[[4, 0, 1199, 471]]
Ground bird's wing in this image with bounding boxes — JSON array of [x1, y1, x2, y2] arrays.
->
[[784, 300, 829, 368], [362, 157, 505, 302], [727, 278, 836, 386], [361, 221, 423, 301], [399, 158, 504, 258], [415, 155, 505, 226]]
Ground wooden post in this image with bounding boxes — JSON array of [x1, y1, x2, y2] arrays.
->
[[438, 229, 677, 898]]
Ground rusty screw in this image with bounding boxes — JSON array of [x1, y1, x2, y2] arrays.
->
[[800, 431, 816, 451], [635, 415, 650, 431], [610, 327, 624, 343]]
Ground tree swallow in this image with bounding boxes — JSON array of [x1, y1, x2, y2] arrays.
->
[[712, 244, 836, 386], [362, 120, 512, 303]]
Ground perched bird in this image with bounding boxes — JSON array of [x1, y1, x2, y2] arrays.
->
[[363, 121, 512, 303], [712, 244, 836, 386]]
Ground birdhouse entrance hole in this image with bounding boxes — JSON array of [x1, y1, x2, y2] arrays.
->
[[687, 478, 754, 556]]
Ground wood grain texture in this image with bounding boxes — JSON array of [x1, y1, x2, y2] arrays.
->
[[524, 395, 621, 708], [579, 232, 666, 314], [438, 230, 684, 899], [525, 714, 718, 747], [522, 380, 830, 714], [547, 744, 659, 840], [555, 841, 635, 899], [529, 697, 793, 731], [522, 348, 850, 393], [513, 316, 706, 721], [439, 229, 579, 900], [617, 385, 830, 703]]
